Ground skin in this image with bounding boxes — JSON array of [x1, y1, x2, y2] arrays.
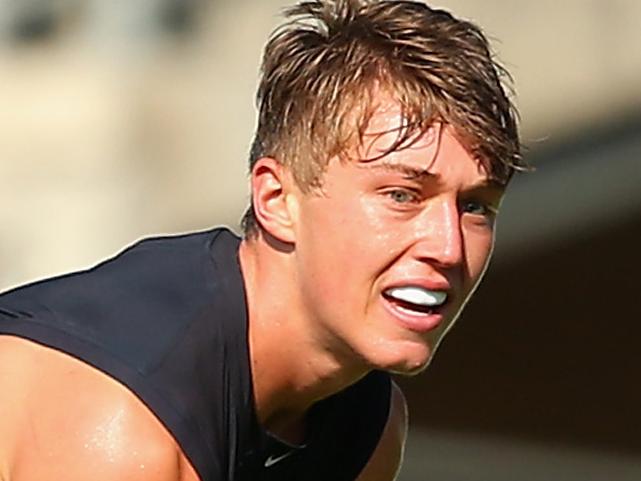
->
[[0, 97, 502, 480], [241, 99, 502, 428], [0, 336, 197, 481]]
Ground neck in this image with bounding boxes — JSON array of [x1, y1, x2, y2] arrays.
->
[[238, 233, 368, 438]]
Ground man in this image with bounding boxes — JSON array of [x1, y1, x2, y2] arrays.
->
[[0, 1, 524, 480]]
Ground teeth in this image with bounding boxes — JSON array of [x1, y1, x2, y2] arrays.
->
[[385, 286, 447, 307]]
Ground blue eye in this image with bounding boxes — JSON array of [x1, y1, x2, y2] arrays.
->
[[388, 189, 417, 204], [462, 200, 495, 217]]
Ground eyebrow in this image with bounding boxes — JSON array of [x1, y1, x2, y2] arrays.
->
[[362, 162, 507, 190], [466, 178, 507, 191], [363, 162, 436, 181]]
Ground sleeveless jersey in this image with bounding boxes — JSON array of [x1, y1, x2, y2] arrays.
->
[[0, 228, 391, 481]]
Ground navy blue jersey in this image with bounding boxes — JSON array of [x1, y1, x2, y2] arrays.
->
[[0, 228, 391, 481]]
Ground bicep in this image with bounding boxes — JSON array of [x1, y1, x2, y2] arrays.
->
[[1, 337, 184, 481], [8, 387, 183, 481], [355, 382, 408, 481], [10, 438, 181, 481]]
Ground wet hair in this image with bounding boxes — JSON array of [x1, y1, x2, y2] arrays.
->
[[242, 0, 525, 237]]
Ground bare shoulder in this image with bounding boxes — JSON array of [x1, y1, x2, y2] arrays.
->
[[0, 335, 197, 481], [355, 381, 408, 481]]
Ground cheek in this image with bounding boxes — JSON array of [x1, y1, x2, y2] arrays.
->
[[463, 228, 495, 279], [358, 196, 405, 254], [297, 202, 363, 293]]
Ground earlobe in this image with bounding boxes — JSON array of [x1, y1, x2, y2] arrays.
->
[[251, 157, 298, 244]]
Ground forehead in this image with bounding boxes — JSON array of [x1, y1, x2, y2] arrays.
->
[[358, 104, 440, 163], [351, 99, 493, 187]]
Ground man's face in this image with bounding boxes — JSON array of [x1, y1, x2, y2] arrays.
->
[[289, 100, 504, 374]]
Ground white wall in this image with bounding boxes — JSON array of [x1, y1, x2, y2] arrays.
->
[[1, 0, 640, 289]]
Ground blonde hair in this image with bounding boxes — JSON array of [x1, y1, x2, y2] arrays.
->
[[242, 0, 524, 236]]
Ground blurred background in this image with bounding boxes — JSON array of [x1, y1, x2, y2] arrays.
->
[[1, 0, 640, 479]]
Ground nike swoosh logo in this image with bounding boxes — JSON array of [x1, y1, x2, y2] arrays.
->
[[264, 450, 295, 468]]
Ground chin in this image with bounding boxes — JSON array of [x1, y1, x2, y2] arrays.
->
[[360, 337, 434, 376], [386, 356, 432, 376]]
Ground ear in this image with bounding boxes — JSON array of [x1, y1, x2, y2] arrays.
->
[[250, 157, 299, 244]]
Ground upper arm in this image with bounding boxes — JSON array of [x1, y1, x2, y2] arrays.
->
[[355, 381, 408, 481], [0, 336, 190, 481]]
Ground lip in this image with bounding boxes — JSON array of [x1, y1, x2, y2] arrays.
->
[[381, 294, 444, 333], [380, 278, 453, 333], [383, 278, 452, 292]]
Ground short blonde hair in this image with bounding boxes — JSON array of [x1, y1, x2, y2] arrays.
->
[[242, 0, 524, 236]]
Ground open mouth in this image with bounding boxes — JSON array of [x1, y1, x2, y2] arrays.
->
[[382, 286, 448, 316]]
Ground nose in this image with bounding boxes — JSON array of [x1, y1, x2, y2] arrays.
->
[[412, 196, 463, 269]]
